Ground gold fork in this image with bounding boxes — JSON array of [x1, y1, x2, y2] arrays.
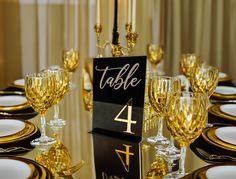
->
[[196, 148, 236, 161]]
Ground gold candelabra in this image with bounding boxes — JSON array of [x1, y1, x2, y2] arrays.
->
[[94, 23, 138, 57]]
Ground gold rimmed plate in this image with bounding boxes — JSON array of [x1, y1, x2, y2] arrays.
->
[[0, 95, 30, 112], [218, 72, 232, 82], [212, 86, 236, 100], [0, 156, 52, 178], [183, 164, 236, 179], [9, 78, 25, 89], [0, 119, 37, 144], [209, 104, 236, 122], [202, 126, 236, 152]]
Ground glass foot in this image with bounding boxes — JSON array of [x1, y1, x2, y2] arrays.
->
[[48, 118, 66, 128], [147, 135, 169, 145], [159, 145, 181, 160], [31, 136, 56, 147]]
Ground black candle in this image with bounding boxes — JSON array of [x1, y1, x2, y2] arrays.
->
[[112, 0, 119, 45]]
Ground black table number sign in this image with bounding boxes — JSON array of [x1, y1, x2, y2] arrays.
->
[[93, 56, 147, 139]]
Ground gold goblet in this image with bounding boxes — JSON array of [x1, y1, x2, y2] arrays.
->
[[190, 64, 219, 127], [62, 49, 80, 89], [166, 92, 207, 178], [190, 64, 219, 98], [25, 72, 56, 146], [147, 75, 181, 145], [147, 44, 164, 74], [180, 54, 202, 91], [43, 68, 70, 128]]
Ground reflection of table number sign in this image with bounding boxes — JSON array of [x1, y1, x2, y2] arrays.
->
[[93, 56, 146, 139], [93, 133, 140, 179]]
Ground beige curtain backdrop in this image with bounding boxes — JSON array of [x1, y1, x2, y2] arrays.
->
[[1, 0, 235, 86], [164, 0, 236, 82]]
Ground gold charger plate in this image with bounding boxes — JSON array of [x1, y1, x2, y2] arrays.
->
[[218, 72, 232, 82], [212, 86, 236, 100], [9, 78, 25, 89], [0, 156, 52, 178], [0, 95, 30, 112], [208, 104, 236, 122], [202, 126, 236, 152], [0, 120, 37, 144], [182, 164, 236, 179]]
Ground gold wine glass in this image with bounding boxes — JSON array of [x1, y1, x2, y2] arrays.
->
[[25, 73, 56, 146], [180, 54, 202, 91], [166, 92, 207, 178], [190, 64, 219, 99], [147, 75, 181, 145], [43, 68, 70, 128], [147, 44, 164, 74], [62, 49, 80, 89], [190, 64, 219, 127]]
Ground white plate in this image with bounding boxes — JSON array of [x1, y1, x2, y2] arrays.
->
[[206, 165, 236, 179], [0, 96, 27, 107], [0, 159, 31, 179], [0, 119, 25, 137], [220, 104, 236, 117], [219, 72, 227, 78], [13, 79, 25, 87], [214, 86, 236, 95], [215, 127, 236, 145]]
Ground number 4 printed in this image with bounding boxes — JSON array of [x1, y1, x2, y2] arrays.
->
[[114, 98, 137, 134]]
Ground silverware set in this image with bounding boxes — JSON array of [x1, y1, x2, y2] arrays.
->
[[0, 147, 31, 153]]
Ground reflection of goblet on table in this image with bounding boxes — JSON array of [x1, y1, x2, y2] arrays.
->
[[36, 132, 85, 178], [46, 133, 72, 178], [166, 92, 207, 178], [62, 49, 80, 90], [25, 73, 56, 146], [147, 75, 181, 145], [42, 68, 70, 128], [147, 44, 164, 74], [180, 54, 202, 91], [146, 155, 167, 179]]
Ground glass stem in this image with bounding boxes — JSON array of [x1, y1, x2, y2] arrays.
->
[[185, 79, 189, 92], [40, 114, 47, 138], [157, 116, 163, 137], [167, 160, 173, 173], [170, 136, 175, 147], [179, 146, 187, 175], [54, 104, 59, 119]]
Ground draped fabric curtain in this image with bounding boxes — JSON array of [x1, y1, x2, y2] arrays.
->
[[0, 0, 21, 89], [1, 1, 236, 95], [164, 0, 236, 83]]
